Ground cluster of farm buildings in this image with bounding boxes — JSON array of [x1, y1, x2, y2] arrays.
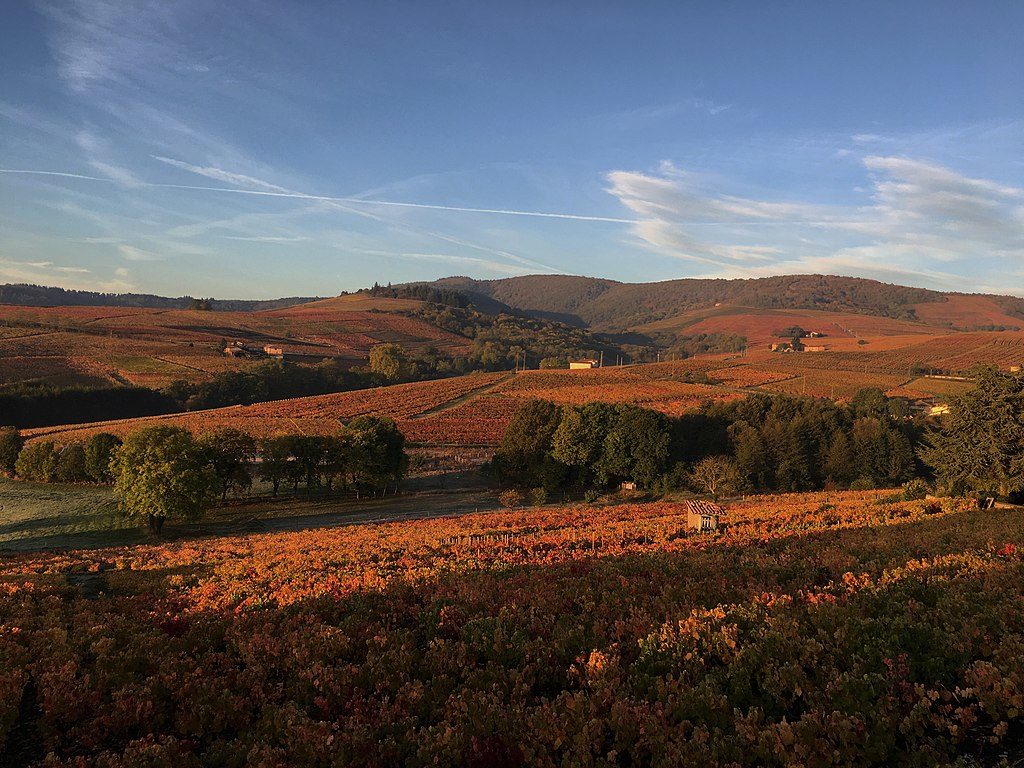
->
[[223, 341, 285, 359]]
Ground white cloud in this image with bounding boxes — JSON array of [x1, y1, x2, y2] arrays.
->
[[88, 160, 142, 187], [605, 156, 1024, 284], [0, 257, 132, 291], [117, 244, 161, 261]]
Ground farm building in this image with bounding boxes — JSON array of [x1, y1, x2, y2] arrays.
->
[[619, 480, 637, 491], [685, 499, 725, 533], [569, 359, 599, 370], [224, 341, 284, 359], [803, 345, 827, 353], [929, 404, 951, 416], [769, 342, 795, 352]]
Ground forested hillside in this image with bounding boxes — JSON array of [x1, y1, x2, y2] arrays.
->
[[424, 274, 1024, 330]]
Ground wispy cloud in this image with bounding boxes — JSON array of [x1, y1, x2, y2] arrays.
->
[[221, 235, 311, 243], [36, 0, 207, 92], [605, 155, 1024, 289], [153, 156, 292, 193], [0, 257, 132, 291], [117, 244, 161, 261]]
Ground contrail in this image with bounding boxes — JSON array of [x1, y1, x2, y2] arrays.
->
[[0, 168, 632, 223]]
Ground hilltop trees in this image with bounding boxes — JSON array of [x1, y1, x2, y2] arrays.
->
[[922, 366, 1024, 497]]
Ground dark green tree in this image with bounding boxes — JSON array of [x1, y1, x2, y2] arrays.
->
[[921, 367, 1024, 496], [730, 421, 771, 491], [198, 428, 256, 500], [55, 444, 88, 483], [595, 405, 671, 488], [346, 416, 408, 495], [83, 433, 122, 483], [259, 436, 293, 496], [551, 403, 617, 484], [0, 426, 24, 476], [491, 399, 563, 486]]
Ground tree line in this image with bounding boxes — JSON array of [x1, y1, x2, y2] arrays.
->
[[0, 415, 407, 532], [489, 387, 925, 498]]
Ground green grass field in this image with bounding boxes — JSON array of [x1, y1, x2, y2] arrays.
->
[[904, 375, 975, 398], [0, 477, 134, 549]]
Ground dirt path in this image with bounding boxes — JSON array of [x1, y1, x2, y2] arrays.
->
[[410, 373, 515, 419], [0, 487, 502, 554]]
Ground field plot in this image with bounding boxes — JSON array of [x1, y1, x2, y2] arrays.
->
[[0, 297, 474, 388], [746, 331, 1024, 376], [493, 360, 739, 404], [755, 369, 910, 399], [635, 304, 936, 347], [24, 371, 511, 444], [1, 491, 1021, 765], [911, 294, 1024, 330]]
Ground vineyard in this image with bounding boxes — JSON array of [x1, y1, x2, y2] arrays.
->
[[1, 491, 1021, 765], [23, 346, 985, 452], [0, 297, 473, 388], [24, 371, 511, 444]]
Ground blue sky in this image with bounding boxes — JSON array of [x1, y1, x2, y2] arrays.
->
[[1, 1, 1022, 299]]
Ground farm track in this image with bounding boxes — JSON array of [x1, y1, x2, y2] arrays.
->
[[0, 484, 501, 553], [409, 373, 515, 419]]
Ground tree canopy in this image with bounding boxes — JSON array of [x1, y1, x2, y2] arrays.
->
[[111, 426, 219, 532], [922, 367, 1024, 496]]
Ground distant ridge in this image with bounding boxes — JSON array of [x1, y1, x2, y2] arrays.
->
[[0, 283, 320, 312], [418, 274, 1024, 330]]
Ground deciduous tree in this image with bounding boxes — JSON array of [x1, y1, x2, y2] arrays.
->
[[111, 426, 218, 533]]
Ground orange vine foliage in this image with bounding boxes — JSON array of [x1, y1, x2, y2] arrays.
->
[[2, 490, 1022, 765]]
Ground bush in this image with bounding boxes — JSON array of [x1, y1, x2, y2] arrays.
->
[[14, 441, 58, 482], [529, 487, 548, 506], [54, 444, 88, 483], [850, 477, 877, 491], [583, 489, 600, 504], [498, 488, 524, 509], [902, 478, 931, 501]]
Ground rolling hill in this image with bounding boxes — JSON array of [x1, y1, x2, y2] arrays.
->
[[423, 274, 1024, 332], [0, 294, 473, 389]]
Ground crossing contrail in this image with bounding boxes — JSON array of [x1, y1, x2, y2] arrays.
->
[[0, 168, 633, 223]]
